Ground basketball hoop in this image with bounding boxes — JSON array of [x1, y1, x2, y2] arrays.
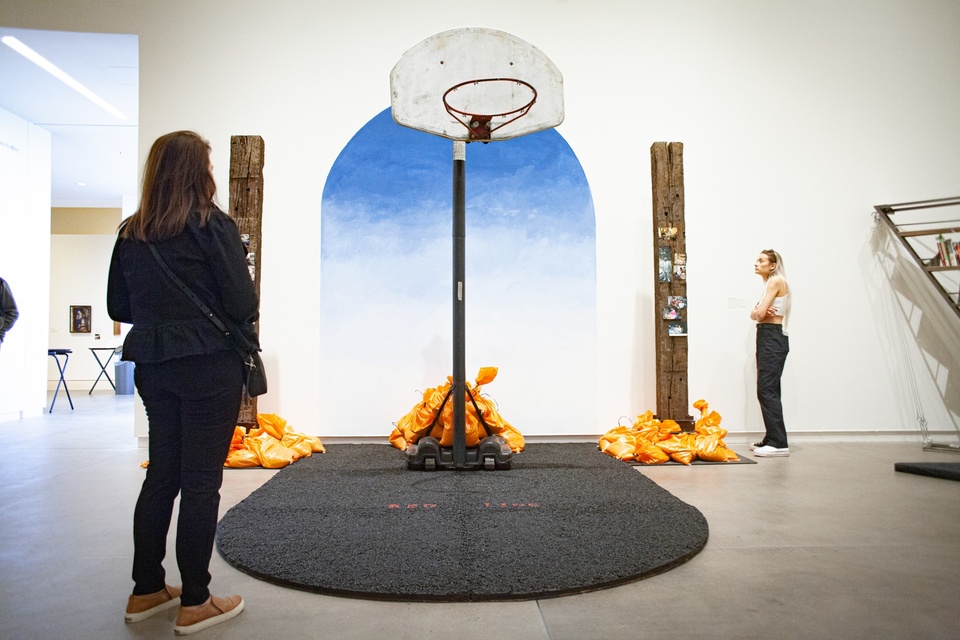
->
[[442, 78, 537, 141], [389, 28, 564, 470]]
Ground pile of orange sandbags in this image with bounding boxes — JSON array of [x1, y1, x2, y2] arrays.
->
[[599, 399, 739, 465], [389, 367, 525, 453], [225, 413, 325, 469]]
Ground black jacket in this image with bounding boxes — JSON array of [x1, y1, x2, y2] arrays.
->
[[107, 210, 260, 363], [0, 277, 18, 343]]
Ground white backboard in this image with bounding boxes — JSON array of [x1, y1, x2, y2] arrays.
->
[[390, 28, 564, 142]]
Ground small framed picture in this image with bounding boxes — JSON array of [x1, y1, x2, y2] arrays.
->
[[668, 321, 687, 337], [70, 305, 92, 334]]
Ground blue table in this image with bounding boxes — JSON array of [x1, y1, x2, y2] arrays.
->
[[47, 348, 74, 412]]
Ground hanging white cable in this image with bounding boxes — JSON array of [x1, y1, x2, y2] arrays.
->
[[872, 215, 929, 440]]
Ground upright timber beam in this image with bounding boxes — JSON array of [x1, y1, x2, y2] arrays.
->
[[229, 135, 265, 429], [651, 142, 693, 430]]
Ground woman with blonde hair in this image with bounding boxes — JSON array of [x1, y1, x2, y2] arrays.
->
[[108, 131, 256, 634], [749, 249, 790, 457]]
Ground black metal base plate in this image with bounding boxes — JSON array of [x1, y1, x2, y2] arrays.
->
[[405, 435, 513, 471]]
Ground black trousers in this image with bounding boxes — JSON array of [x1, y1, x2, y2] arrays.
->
[[756, 324, 789, 448], [131, 351, 243, 606]]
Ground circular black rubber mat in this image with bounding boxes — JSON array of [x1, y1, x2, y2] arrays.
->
[[216, 443, 708, 601]]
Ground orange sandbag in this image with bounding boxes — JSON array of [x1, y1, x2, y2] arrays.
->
[[692, 398, 738, 461], [599, 426, 633, 452], [498, 423, 525, 452], [599, 413, 671, 461], [696, 423, 728, 439], [602, 399, 738, 464], [390, 367, 524, 453], [696, 433, 729, 462], [657, 433, 697, 465], [389, 428, 407, 450], [658, 419, 681, 439], [276, 423, 325, 458], [475, 366, 498, 385], [634, 439, 670, 464], [281, 432, 315, 458], [604, 436, 637, 461], [246, 435, 300, 469], [228, 426, 247, 451], [633, 422, 660, 442], [224, 414, 324, 469], [224, 448, 261, 468], [256, 413, 288, 440], [298, 433, 326, 453]]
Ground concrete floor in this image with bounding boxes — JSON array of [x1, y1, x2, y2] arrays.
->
[[1, 391, 958, 640]]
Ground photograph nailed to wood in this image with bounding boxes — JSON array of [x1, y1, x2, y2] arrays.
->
[[673, 252, 686, 280], [668, 321, 687, 337], [658, 246, 672, 282], [70, 305, 91, 333]]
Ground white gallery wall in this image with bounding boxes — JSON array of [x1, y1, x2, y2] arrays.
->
[[46, 234, 124, 383], [2, 0, 958, 439], [0, 106, 50, 419]]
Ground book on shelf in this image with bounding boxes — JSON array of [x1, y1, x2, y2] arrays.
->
[[935, 234, 958, 267]]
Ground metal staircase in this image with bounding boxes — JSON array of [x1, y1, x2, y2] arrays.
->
[[874, 197, 960, 321], [873, 197, 960, 453]]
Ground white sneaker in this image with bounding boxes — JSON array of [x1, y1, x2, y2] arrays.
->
[[749, 441, 765, 451], [753, 445, 789, 457]]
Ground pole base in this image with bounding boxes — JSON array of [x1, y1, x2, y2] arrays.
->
[[406, 435, 514, 471]]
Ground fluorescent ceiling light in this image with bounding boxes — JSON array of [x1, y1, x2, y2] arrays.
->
[[1, 35, 127, 120]]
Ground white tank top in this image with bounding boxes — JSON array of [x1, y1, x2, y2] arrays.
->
[[769, 295, 787, 316], [759, 286, 790, 335]]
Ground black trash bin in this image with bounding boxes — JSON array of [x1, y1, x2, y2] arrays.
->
[[115, 360, 135, 395]]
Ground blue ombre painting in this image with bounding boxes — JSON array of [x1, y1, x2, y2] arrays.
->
[[319, 108, 596, 436]]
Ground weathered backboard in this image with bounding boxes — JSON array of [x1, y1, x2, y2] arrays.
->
[[391, 28, 564, 142]]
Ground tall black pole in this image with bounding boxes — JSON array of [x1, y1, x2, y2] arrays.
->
[[452, 141, 467, 468]]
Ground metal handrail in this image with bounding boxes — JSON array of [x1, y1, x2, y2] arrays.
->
[[874, 197, 960, 321]]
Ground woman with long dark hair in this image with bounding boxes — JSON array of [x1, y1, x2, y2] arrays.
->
[[109, 131, 257, 634], [749, 249, 790, 458]]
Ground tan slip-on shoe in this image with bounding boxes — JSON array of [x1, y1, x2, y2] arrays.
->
[[124, 584, 182, 622], [174, 594, 244, 636]]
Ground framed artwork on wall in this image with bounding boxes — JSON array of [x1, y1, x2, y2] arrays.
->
[[70, 305, 91, 333]]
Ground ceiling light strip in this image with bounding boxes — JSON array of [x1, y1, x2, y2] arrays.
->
[[1, 35, 127, 121]]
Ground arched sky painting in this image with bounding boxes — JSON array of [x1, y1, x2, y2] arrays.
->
[[319, 108, 596, 437]]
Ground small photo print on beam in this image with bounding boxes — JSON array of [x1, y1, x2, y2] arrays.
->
[[673, 252, 686, 280], [658, 246, 672, 282]]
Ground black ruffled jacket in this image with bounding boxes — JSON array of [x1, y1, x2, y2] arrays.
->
[[107, 210, 260, 363]]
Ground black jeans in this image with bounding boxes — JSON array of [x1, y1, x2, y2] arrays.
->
[[756, 324, 789, 448], [131, 351, 243, 606]]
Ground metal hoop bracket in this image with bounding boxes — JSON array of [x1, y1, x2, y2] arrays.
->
[[442, 78, 538, 141]]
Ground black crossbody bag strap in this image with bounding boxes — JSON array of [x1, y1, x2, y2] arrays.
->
[[147, 244, 248, 353]]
